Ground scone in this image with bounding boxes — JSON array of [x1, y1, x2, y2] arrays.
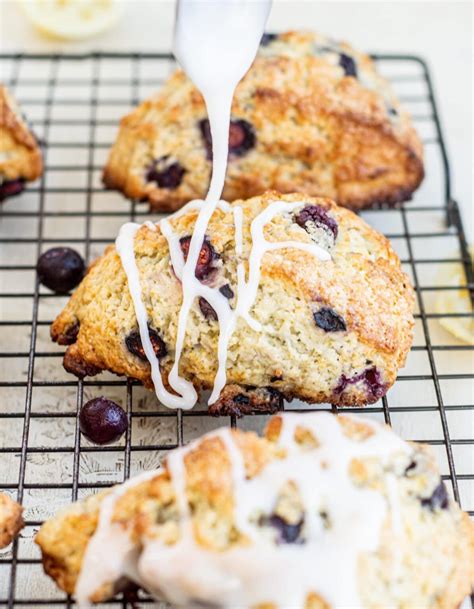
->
[[35, 412, 474, 608], [0, 85, 43, 201], [50, 191, 414, 411], [103, 31, 424, 212], [0, 492, 24, 549]]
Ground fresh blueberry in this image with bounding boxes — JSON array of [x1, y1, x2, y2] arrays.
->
[[179, 236, 217, 281], [260, 32, 278, 46], [314, 307, 346, 332], [219, 284, 234, 299], [79, 397, 127, 445], [421, 480, 449, 511], [0, 178, 25, 202], [125, 326, 167, 361], [199, 118, 256, 159], [37, 247, 85, 294], [145, 156, 185, 189], [199, 297, 218, 321], [294, 205, 338, 239], [266, 514, 304, 544], [339, 53, 357, 78]]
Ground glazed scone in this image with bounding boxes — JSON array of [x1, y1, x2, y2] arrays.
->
[[50, 191, 414, 411], [0, 492, 24, 549], [0, 85, 43, 201], [35, 412, 474, 608], [103, 31, 423, 212]]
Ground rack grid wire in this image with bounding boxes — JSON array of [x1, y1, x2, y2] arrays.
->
[[0, 52, 472, 608]]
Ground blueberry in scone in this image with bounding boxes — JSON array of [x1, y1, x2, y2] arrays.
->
[[0, 493, 24, 549], [0, 85, 43, 201], [103, 31, 423, 212], [35, 413, 474, 607], [50, 191, 414, 411]]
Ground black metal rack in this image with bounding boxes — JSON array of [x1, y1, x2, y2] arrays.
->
[[0, 52, 472, 608]]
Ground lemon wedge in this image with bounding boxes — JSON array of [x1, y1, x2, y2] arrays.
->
[[18, 0, 124, 41], [434, 246, 474, 345]]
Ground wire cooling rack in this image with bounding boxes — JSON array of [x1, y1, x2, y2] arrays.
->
[[0, 52, 472, 608]]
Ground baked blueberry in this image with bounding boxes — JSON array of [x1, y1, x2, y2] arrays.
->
[[145, 156, 185, 189], [294, 205, 338, 239], [260, 32, 278, 46], [314, 307, 346, 332], [126, 326, 167, 361], [37, 247, 85, 294], [199, 297, 218, 321], [199, 118, 256, 159], [339, 53, 357, 78], [179, 236, 217, 280], [58, 320, 80, 345], [0, 178, 25, 202], [266, 513, 304, 544], [79, 397, 127, 445], [334, 366, 386, 401], [219, 284, 234, 299], [421, 480, 449, 511]]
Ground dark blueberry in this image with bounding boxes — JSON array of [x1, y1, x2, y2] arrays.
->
[[58, 320, 80, 345], [404, 460, 417, 476], [219, 284, 234, 299], [199, 118, 256, 160], [199, 297, 218, 321], [314, 307, 346, 332], [79, 397, 127, 445], [294, 205, 338, 239], [126, 326, 167, 361], [334, 366, 387, 400], [363, 367, 386, 399], [0, 178, 25, 202], [145, 156, 185, 189], [36, 247, 85, 294], [179, 236, 217, 281], [260, 32, 278, 46], [233, 394, 251, 407], [266, 514, 304, 544], [421, 480, 449, 511], [339, 53, 357, 78]]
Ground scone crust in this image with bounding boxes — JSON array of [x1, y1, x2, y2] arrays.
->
[[0, 85, 43, 182], [103, 31, 423, 212], [36, 416, 474, 607], [0, 492, 24, 549], [50, 191, 414, 408]]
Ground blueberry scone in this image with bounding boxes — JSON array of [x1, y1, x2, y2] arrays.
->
[[35, 412, 474, 607], [103, 31, 424, 212], [51, 191, 414, 411], [0, 493, 24, 549], [0, 85, 43, 201]]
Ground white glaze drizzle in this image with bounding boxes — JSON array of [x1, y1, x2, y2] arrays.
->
[[76, 413, 412, 607]]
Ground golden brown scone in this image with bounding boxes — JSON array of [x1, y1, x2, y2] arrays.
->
[[50, 191, 414, 411], [103, 31, 423, 212], [0, 84, 43, 201], [35, 413, 474, 608], [0, 492, 24, 549]]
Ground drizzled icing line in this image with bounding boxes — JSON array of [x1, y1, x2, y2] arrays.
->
[[75, 412, 412, 608], [116, 199, 331, 409]]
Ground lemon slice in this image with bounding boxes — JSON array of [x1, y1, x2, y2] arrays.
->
[[18, 0, 124, 41], [434, 246, 474, 345]]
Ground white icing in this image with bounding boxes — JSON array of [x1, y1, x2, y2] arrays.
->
[[75, 413, 412, 607]]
